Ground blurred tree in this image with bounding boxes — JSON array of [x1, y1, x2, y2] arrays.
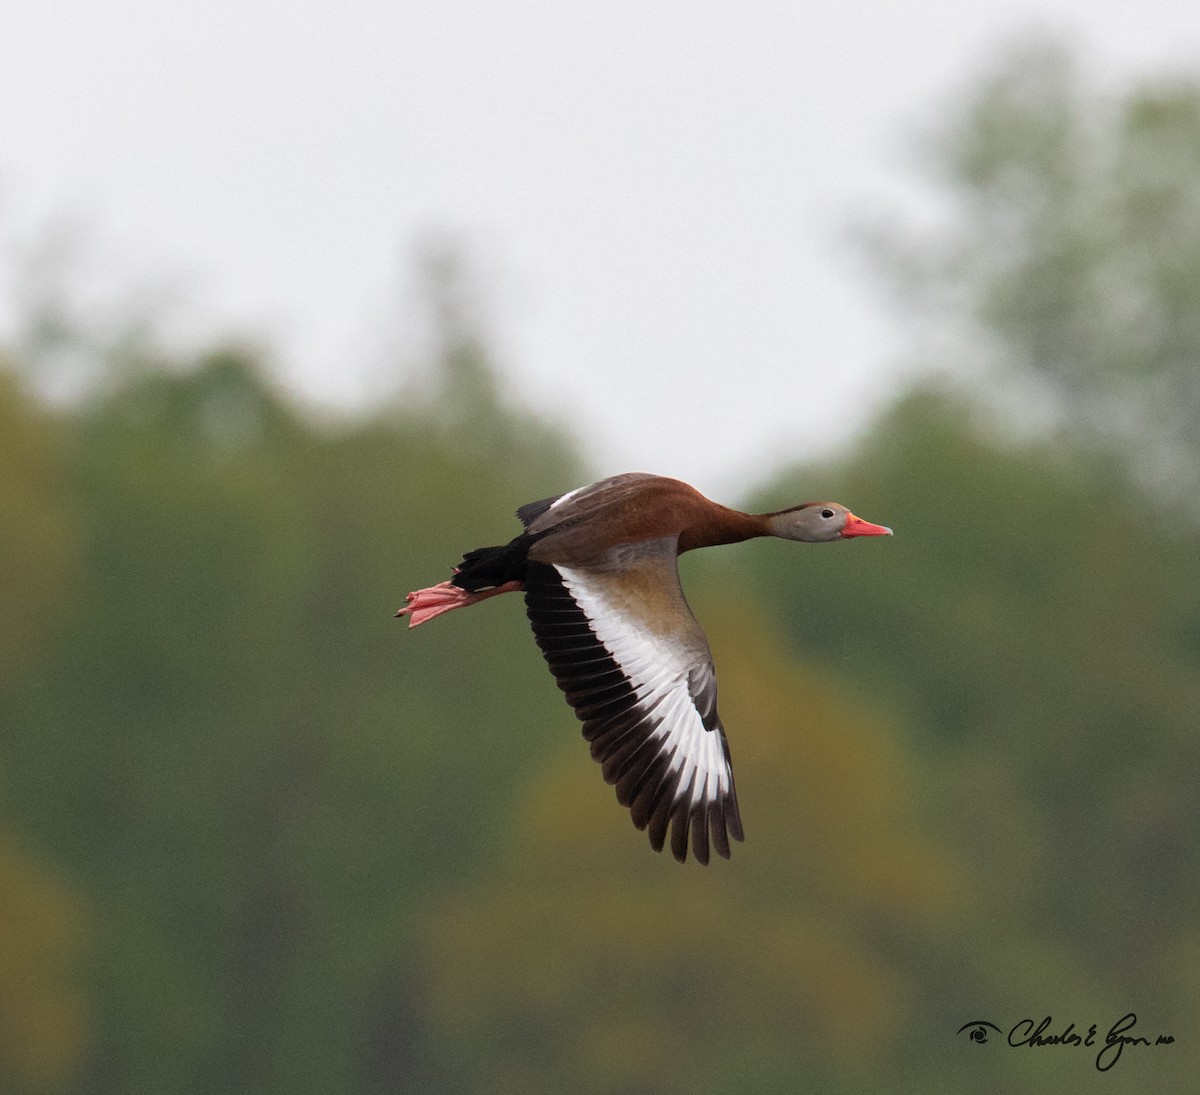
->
[[746, 386, 1200, 1092], [749, 38, 1200, 1089], [398, 233, 574, 475], [3, 285, 585, 1092], [839, 46, 1200, 1051], [864, 38, 1200, 504]]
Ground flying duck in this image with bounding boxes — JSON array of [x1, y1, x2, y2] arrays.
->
[[397, 472, 892, 864]]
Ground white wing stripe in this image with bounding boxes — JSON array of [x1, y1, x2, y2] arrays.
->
[[557, 565, 731, 803], [524, 560, 743, 863]]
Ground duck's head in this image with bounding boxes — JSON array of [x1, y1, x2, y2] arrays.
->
[[766, 501, 893, 543]]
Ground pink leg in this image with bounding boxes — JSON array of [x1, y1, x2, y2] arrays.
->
[[396, 579, 524, 628]]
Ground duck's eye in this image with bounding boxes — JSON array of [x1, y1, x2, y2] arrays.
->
[[820, 508, 835, 519]]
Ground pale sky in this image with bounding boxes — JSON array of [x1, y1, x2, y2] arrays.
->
[[3, 2, 1199, 496]]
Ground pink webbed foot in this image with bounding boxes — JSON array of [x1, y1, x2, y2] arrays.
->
[[396, 581, 471, 627], [396, 579, 524, 628]]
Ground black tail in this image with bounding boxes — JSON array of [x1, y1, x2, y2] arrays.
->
[[451, 534, 533, 592]]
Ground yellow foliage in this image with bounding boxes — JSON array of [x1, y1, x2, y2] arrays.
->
[[423, 590, 961, 1091], [0, 832, 88, 1089], [700, 593, 958, 922]]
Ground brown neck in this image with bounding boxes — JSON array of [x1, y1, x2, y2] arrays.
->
[[677, 507, 770, 553]]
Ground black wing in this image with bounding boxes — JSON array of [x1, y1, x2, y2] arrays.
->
[[523, 560, 744, 864]]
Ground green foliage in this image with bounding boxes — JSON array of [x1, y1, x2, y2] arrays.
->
[[745, 384, 1200, 1092], [14, 328, 1195, 1092], [2, 339, 586, 1094]]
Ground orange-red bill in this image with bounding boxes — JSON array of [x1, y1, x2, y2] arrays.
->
[[840, 513, 893, 538]]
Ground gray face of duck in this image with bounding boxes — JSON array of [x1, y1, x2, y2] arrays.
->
[[765, 501, 893, 543]]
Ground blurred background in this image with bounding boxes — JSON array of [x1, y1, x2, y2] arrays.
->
[[3, 5, 1200, 1093]]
